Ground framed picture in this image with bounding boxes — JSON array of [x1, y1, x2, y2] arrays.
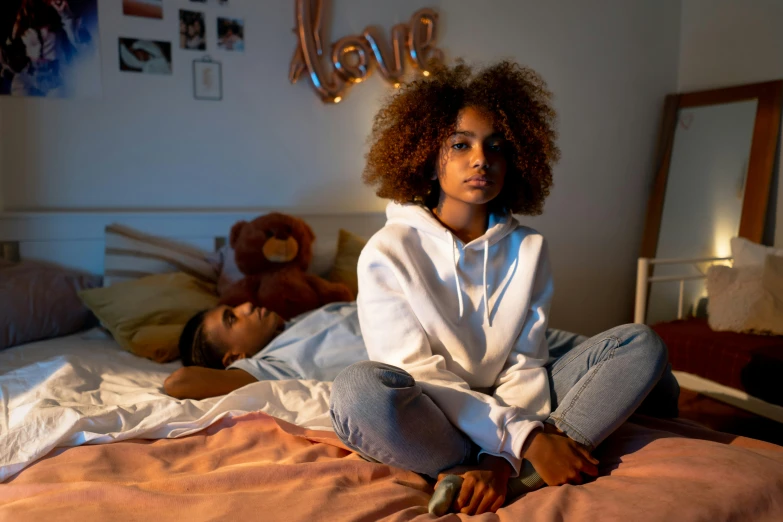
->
[[193, 56, 222, 100], [123, 0, 163, 19]]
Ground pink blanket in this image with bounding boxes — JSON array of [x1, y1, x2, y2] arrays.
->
[[2, 413, 782, 521]]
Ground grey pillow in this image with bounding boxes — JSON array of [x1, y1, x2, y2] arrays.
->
[[0, 261, 103, 350]]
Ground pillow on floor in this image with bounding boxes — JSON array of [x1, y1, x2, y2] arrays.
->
[[79, 272, 219, 362], [707, 254, 783, 336], [103, 224, 217, 287], [1, 261, 102, 350]]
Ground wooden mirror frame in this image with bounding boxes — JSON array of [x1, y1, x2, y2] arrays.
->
[[640, 80, 783, 258]]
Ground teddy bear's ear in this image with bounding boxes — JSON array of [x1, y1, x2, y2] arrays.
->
[[301, 220, 315, 244], [229, 221, 248, 248]]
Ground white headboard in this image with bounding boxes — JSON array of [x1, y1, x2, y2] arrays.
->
[[0, 210, 387, 276]]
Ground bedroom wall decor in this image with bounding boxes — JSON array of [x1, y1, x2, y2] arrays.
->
[[288, 0, 444, 104], [0, 0, 102, 98], [180, 9, 207, 51], [119, 38, 172, 75], [193, 56, 222, 100], [123, 0, 163, 19]]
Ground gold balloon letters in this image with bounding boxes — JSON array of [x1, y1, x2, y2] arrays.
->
[[289, 0, 444, 103]]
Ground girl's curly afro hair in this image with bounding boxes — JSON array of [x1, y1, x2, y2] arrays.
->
[[363, 60, 560, 215]]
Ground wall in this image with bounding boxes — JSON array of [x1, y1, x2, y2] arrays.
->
[[678, 0, 783, 247], [0, 0, 682, 335], [0, 103, 3, 211]]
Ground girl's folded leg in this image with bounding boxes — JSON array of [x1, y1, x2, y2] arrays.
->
[[545, 323, 678, 450], [329, 360, 471, 479]]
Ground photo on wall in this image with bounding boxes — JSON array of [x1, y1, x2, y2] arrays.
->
[[122, 0, 162, 19], [0, 0, 102, 98], [217, 17, 244, 52], [180, 10, 206, 50], [193, 56, 222, 101], [119, 38, 172, 75]]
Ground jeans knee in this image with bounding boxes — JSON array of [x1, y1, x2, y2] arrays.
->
[[330, 361, 415, 416], [623, 324, 668, 375]]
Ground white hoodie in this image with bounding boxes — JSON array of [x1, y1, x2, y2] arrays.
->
[[356, 202, 554, 476]]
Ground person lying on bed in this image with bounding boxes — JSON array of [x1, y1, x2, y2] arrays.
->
[[163, 301, 367, 400], [327, 59, 682, 516]]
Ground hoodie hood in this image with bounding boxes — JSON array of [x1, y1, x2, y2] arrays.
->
[[385, 202, 520, 325], [385, 202, 518, 249]]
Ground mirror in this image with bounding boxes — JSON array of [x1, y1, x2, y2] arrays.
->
[[641, 81, 783, 324]]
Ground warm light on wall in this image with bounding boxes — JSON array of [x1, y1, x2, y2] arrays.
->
[[712, 214, 738, 259]]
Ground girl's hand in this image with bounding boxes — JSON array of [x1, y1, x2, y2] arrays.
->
[[524, 427, 599, 486], [435, 454, 511, 515]]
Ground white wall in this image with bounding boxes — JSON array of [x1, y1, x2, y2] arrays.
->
[[679, 0, 783, 247], [0, 0, 682, 335], [0, 103, 3, 211]]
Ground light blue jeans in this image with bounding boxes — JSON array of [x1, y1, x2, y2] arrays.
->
[[329, 324, 679, 478]]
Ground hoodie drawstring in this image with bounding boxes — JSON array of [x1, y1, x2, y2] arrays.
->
[[451, 234, 465, 321], [483, 241, 491, 327], [450, 233, 492, 327]]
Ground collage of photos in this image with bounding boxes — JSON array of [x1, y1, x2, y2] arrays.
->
[[180, 10, 206, 50], [119, 38, 171, 75], [0, 0, 101, 98], [217, 17, 244, 52], [117, 0, 244, 96], [122, 0, 162, 19]]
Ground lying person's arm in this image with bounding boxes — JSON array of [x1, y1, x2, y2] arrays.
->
[[164, 367, 257, 400]]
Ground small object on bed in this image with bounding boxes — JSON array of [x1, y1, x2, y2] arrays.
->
[[219, 213, 354, 320], [428, 474, 463, 516]]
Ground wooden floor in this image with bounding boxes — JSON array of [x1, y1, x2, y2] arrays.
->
[[676, 388, 783, 446]]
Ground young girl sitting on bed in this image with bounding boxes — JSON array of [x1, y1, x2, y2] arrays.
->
[[327, 60, 681, 516]]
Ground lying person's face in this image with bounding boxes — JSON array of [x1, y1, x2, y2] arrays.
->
[[202, 302, 284, 367]]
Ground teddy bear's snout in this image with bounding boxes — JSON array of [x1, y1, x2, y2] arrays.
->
[[263, 235, 299, 263]]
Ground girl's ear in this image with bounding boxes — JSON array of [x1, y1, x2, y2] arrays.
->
[[431, 172, 438, 181], [222, 351, 247, 368]]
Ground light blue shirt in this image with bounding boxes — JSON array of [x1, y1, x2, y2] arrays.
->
[[227, 302, 367, 382]]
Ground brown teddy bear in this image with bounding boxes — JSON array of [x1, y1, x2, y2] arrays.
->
[[219, 212, 354, 320]]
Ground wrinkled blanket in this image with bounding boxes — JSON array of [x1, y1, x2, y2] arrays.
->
[[3, 412, 782, 522]]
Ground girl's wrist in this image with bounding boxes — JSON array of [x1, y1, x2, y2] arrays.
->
[[478, 454, 512, 478]]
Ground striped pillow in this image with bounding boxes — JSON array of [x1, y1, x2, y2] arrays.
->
[[103, 224, 217, 287]]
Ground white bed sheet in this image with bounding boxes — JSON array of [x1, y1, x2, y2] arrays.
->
[[0, 329, 334, 482]]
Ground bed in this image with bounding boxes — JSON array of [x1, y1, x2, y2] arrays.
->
[[2, 211, 783, 521], [635, 253, 783, 425]]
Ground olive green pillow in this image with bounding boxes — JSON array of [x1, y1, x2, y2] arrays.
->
[[327, 229, 368, 298], [79, 272, 219, 362]]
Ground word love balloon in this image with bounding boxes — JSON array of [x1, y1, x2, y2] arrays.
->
[[289, 0, 444, 103]]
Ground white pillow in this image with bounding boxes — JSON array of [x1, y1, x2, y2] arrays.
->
[[730, 237, 783, 268], [707, 254, 783, 335], [103, 224, 217, 287]]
